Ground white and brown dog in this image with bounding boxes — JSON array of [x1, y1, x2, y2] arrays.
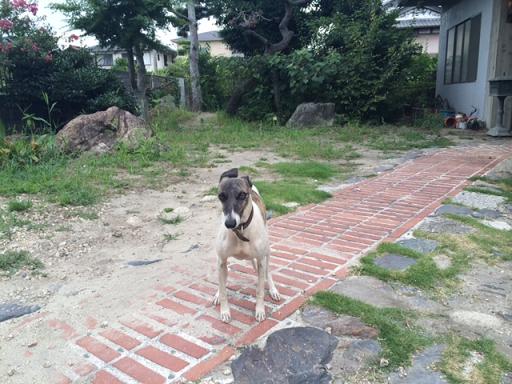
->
[[213, 168, 280, 322]]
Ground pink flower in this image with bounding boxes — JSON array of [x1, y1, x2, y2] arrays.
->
[[11, 0, 28, 9], [69, 34, 79, 41], [0, 19, 14, 31], [27, 3, 38, 16]]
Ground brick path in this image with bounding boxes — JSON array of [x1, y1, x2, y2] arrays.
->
[[18, 143, 512, 383]]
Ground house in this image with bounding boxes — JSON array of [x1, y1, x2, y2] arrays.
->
[[173, 31, 236, 57], [396, 8, 441, 55], [89, 45, 177, 72], [399, 0, 512, 136]]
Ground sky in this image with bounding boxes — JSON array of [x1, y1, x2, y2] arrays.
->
[[37, 0, 220, 48]]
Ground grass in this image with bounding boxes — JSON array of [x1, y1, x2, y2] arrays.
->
[[466, 176, 512, 203], [256, 181, 331, 215], [163, 207, 174, 213], [0, 209, 31, 239], [442, 336, 512, 384], [7, 199, 33, 212], [311, 292, 430, 368], [159, 215, 183, 225], [0, 250, 44, 275], [163, 233, 179, 241], [271, 161, 339, 181], [69, 210, 99, 220]]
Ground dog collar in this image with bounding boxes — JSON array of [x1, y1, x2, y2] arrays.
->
[[232, 207, 254, 242]]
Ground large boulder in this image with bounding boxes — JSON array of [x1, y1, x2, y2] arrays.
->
[[286, 102, 335, 127], [56, 106, 152, 153]]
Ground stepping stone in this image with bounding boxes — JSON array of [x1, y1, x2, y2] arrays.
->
[[417, 217, 474, 234], [397, 238, 439, 254], [502, 372, 512, 384], [481, 220, 512, 231], [301, 305, 338, 328], [231, 327, 338, 384], [331, 339, 382, 375], [471, 209, 502, 219], [126, 259, 162, 267], [453, 191, 505, 210], [0, 303, 41, 323], [449, 310, 503, 331], [434, 204, 473, 217], [374, 164, 395, 173], [433, 255, 452, 270], [389, 345, 448, 384], [374, 254, 417, 271], [331, 276, 404, 309]]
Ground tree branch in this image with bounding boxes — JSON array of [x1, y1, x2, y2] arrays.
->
[[243, 29, 269, 48], [172, 8, 190, 22]]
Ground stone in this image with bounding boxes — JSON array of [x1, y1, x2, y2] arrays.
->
[[286, 103, 336, 128], [328, 316, 379, 339], [56, 106, 152, 153], [0, 303, 41, 323], [486, 159, 512, 181], [481, 220, 512, 231], [231, 327, 338, 384], [374, 254, 417, 271], [417, 217, 474, 234], [396, 238, 439, 254], [160, 206, 191, 222], [502, 372, 512, 384], [471, 209, 502, 219], [201, 195, 218, 203], [126, 259, 162, 267], [373, 164, 396, 173], [331, 339, 382, 375], [389, 345, 448, 384], [331, 276, 403, 308], [283, 202, 300, 209], [126, 216, 143, 227], [434, 204, 473, 217], [453, 191, 505, 210], [433, 255, 452, 270], [301, 305, 338, 328], [449, 310, 503, 330]]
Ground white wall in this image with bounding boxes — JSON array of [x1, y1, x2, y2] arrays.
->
[[97, 50, 170, 72], [436, 0, 495, 121], [415, 34, 440, 55]]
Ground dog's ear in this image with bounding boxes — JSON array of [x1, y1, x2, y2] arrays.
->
[[219, 168, 238, 182], [241, 175, 252, 188]]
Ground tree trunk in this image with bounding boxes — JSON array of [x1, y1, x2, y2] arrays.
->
[[134, 44, 149, 121], [188, 0, 202, 112], [126, 46, 137, 91]]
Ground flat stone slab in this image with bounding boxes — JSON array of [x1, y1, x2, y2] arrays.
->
[[374, 254, 417, 271], [301, 305, 338, 328], [231, 327, 338, 384], [449, 310, 503, 331], [331, 276, 404, 309], [396, 238, 439, 254], [453, 191, 505, 210], [417, 217, 474, 234], [331, 339, 382, 375], [482, 220, 512, 231], [435, 204, 474, 217], [389, 345, 448, 384], [433, 255, 452, 270], [126, 259, 162, 267], [0, 303, 41, 323], [472, 209, 502, 219]]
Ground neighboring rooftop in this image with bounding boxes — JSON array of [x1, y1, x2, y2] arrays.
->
[[396, 17, 441, 28], [89, 45, 176, 53], [173, 30, 223, 43]]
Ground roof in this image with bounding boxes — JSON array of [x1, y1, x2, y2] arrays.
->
[[396, 17, 441, 28], [173, 30, 223, 43], [397, 0, 450, 6], [89, 45, 176, 53]]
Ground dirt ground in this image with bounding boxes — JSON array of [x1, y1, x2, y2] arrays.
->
[[0, 129, 495, 382]]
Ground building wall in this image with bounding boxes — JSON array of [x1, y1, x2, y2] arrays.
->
[[199, 41, 234, 57], [415, 34, 440, 55], [436, 0, 495, 123], [97, 50, 170, 72]]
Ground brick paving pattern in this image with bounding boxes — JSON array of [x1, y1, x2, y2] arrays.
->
[[15, 144, 512, 383]]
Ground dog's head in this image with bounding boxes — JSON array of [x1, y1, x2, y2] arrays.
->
[[218, 168, 252, 229]]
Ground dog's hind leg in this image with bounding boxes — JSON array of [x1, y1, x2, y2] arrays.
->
[[215, 259, 231, 323]]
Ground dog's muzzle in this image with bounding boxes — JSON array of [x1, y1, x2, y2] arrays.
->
[[224, 217, 237, 229]]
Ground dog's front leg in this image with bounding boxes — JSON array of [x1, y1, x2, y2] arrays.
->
[[255, 258, 266, 321], [217, 259, 231, 322]]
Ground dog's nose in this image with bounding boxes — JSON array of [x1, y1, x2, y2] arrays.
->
[[225, 218, 237, 229]]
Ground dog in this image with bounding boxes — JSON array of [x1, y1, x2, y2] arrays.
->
[[214, 168, 280, 322]]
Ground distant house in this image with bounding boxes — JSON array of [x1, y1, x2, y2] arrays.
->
[[399, 0, 512, 135], [89, 45, 177, 72], [397, 14, 441, 55], [173, 31, 237, 57]]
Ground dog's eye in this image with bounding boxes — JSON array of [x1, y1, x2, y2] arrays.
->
[[237, 192, 247, 200], [218, 193, 227, 202]]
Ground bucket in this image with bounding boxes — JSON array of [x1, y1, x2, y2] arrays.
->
[[444, 116, 457, 128]]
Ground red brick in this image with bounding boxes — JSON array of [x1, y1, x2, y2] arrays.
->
[[307, 251, 348, 265], [229, 297, 257, 311], [271, 251, 298, 261], [306, 278, 337, 295], [236, 318, 278, 346], [160, 334, 210, 359], [93, 371, 124, 384], [137, 346, 189, 372], [73, 362, 96, 377], [271, 296, 307, 321], [289, 262, 328, 276], [113, 357, 166, 384], [271, 274, 310, 290], [298, 257, 338, 270], [278, 268, 317, 283], [154, 284, 176, 294], [76, 336, 120, 363], [184, 346, 236, 381], [174, 290, 210, 306], [47, 319, 77, 340], [272, 244, 308, 255], [199, 315, 242, 336], [100, 329, 141, 350], [200, 335, 226, 345], [189, 283, 217, 296], [120, 319, 162, 339], [156, 298, 196, 315]]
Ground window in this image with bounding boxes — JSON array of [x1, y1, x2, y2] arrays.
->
[[99, 53, 113, 66], [444, 14, 481, 84]]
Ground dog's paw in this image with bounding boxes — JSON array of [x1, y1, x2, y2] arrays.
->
[[213, 291, 220, 306], [269, 288, 281, 302], [255, 307, 266, 322], [220, 307, 231, 323]]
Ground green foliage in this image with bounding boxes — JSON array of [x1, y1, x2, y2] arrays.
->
[[7, 199, 33, 212], [271, 162, 338, 181], [0, 135, 61, 168], [0, 250, 43, 275]]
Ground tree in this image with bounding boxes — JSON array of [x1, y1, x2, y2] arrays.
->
[[206, 0, 311, 115], [54, 0, 177, 120]]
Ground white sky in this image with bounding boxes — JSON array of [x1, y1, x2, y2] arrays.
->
[[37, 0, 220, 48]]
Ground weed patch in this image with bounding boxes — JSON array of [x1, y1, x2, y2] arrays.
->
[[160, 215, 183, 225], [0, 250, 43, 275], [271, 161, 339, 181], [7, 199, 33, 212]]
